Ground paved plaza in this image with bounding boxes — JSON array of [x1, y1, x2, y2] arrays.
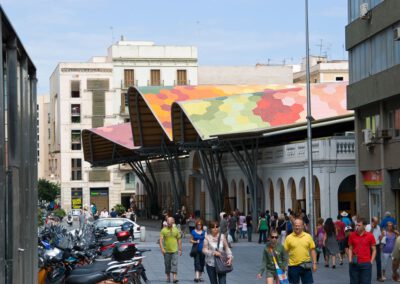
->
[[133, 221, 385, 284]]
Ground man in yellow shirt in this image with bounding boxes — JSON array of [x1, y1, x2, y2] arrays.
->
[[284, 218, 317, 284], [160, 216, 182, 283]]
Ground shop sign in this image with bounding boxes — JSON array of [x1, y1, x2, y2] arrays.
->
[[362, 170, 383, 186]]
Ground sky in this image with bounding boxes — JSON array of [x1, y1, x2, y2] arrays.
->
[[1, 0, 348, 95]]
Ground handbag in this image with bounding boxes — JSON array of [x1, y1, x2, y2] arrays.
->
[[190, 243, 198, 257], [214, 233, 233, 274], [271, 248, 289, 284]]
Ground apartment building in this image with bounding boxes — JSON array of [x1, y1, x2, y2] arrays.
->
[[346, 0, 400, 219], [49, 40, 198, 211], [37, 95, 50, 179], [293, 56, 349, 83]]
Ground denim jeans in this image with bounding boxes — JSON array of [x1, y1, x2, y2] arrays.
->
[[229, 228, 236, 242], [258, 229, 267, 243], [349, 262, 372, 284], [375, 245, 382, 279], [247, 225, 253, 242], [288, 265, 313, 284], [206, 264, 226, 284]]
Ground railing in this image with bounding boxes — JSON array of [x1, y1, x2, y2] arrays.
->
[[262, 137, 355, 164]]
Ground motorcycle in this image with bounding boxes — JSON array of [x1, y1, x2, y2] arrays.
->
[[67, 212, 74, 226]]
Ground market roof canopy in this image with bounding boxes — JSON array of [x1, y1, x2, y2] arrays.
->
[[128, 85, 293, 147], [82, 123, 140, 166], [172, 82, 351, 141]]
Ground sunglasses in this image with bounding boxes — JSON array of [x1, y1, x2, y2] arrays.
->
[[270, 236, 279, 239]]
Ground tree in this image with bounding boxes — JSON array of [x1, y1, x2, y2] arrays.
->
[[38, 179, 60, 203]]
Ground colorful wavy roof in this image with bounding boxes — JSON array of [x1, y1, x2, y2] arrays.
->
[[172, 82, 350, 140], [134, 85, 296, 141]]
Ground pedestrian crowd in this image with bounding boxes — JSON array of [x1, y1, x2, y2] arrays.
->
[[158, 208, 400, 284]]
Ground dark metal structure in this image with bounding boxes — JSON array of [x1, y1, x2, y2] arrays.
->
[[0, 6, 37, 284]]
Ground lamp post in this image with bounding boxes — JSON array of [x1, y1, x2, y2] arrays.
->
[[305, 0, 315, 237]]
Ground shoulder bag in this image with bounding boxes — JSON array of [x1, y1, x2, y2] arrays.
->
[[190, 242, 198, 257], [214, 233, 233, 274]]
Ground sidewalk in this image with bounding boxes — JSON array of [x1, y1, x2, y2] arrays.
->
[[137, 222, 387, 284]]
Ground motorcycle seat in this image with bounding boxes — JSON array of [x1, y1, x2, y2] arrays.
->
[[69, 261, 109, 275], [65, 272, 108, 284]]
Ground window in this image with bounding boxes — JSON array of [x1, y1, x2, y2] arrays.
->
[[335, 76, 344, 81], [71, 188, 83, 209], [48, 128, 50, 140], [124, 69, 134, 88], [71, 130, 81, 150], [71, 158, 82, 180], [125, 172, 135, 189], [120, 93, 129, 113], [389, 109, 400, 138], [177, 70, 187, 85], [47, 113, 50, 124], [150, 69, 161, 86], [71, 104, 81, 123], [71, 81, 80, 98], [365, 114, 380, 136]]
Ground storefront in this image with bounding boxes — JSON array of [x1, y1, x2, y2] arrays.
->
[[362, 170, 383, 221]]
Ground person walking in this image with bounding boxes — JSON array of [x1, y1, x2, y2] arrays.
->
[[381, 221, 396, 280], [380, 211, 397, 230], [202, 221, 233, 284], [99, 208, 109, 218], [391, 233, 400, 281], [323, 218, 339, 269], [190, 219, 206, 282], [159, 217, 182, 283], [246, 212, 253, 242], [315, 218, 327, 266], [258, 213, 268, 244], [239, 212, 246, 239], [366, 216, 383, 281], [335, 214, 346, 265], [348, 217, 376, 284], [187, 213, 196, 234], [257, 230, 288, 284], [277, 214, 287, 245], [228, 212, 238, 243], [341, 211, 352, 226], [284, 218, 317, 284]]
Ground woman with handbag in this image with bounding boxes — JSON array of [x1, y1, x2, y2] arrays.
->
[[202, 221, 233, 284], [381, 221, 396, 280], [257, 230, 288, 284], [190, 219, 206, 282]]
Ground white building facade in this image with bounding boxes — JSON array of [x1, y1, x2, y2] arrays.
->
[[49, 40, 198, 211], [152, 135, 356, 221], [37, 95, 50, 179]]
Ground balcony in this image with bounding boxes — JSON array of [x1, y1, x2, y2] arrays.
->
[[261, 137, 355, 165]]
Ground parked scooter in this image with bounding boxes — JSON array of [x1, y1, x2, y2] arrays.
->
[[67, 212, 74, 226]]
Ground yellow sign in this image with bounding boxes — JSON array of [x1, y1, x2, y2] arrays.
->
[[72, 198, 82, 209]]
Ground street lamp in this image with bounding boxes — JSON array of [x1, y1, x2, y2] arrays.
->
[[305, 0, 315, 237]]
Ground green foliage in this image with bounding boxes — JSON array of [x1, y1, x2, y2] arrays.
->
[[53, 208, 66, 218], [38, 179, 60, 203], [113, 204, 126, 216]]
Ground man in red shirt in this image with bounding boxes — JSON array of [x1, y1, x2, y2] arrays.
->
[[335, 214, 346, 265], [348, 217, 376, 284]]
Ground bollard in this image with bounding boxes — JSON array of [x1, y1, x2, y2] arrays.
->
[[140, 226, 146, 242]]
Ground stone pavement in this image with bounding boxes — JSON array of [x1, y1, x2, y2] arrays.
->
[[135, 219, 386, 284]]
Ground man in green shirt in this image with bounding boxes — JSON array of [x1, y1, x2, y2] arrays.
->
[[160, 216, 182, 283]]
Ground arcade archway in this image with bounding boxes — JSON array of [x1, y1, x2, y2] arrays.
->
[[338, 175, 356, 216]]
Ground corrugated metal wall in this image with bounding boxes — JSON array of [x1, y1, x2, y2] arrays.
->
[[0, 7, 37, 284]]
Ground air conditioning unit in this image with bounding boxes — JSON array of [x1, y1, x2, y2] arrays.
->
[[362, 128, 373, 144], [394, 27, 400, 41], [360, 3, 370, 20]]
